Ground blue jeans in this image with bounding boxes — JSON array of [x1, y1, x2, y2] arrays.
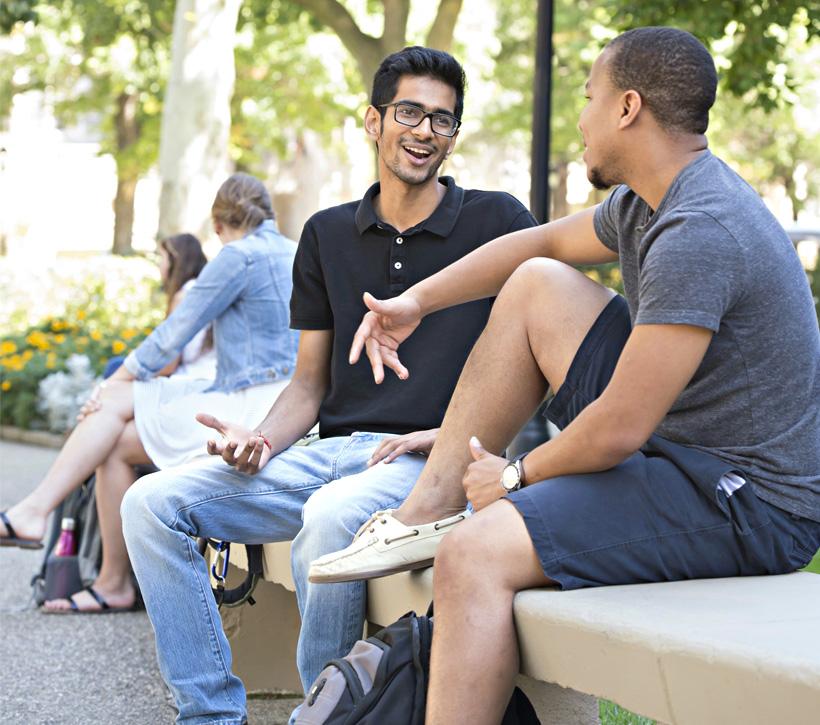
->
[[121, 432, 425, 725]]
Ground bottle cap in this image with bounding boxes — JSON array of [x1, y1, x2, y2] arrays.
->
[[60, 517, 76, 531]]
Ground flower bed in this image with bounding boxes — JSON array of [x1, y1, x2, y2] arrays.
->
[[0, 256, 165, 431]]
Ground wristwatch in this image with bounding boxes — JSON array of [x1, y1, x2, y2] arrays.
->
[[500, 453, 528, 493]]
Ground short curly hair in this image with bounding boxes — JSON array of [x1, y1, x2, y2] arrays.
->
[[605, 27, 717, 135]]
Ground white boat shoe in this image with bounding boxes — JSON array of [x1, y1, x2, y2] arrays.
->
[[308, 509, 469, 584]]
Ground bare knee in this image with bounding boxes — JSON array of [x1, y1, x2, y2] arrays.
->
[[435, 502, 550, 596], [99, 380, 135, 421], [434, 515, 500, 589]]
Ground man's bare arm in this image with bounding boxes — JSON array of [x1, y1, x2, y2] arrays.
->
[[254, 330, 332, 455], [412, 206, 616, 316], [349, 207, 617, 381], [519, 324, 713, 483]]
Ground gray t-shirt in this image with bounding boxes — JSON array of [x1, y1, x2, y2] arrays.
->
[[593, 151, 820, 522]]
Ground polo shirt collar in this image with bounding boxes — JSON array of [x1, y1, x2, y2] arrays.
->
[[354, 176, 465, 238]]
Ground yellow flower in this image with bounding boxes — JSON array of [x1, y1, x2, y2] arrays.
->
[[0, 341, 17, 355], [51, 320, 66, 332], [45, 352, 57, 369], [26, 330, 50, 350], [3, 355, 23, 371], [1, 380, 10, 391], [55, 334, 66, 344], [76, 310, 87, 321], [22, 350, 33, 361], [90, 330, 103, 341], [121, 328, 137, 341], [77, 336, 88, 347], [111, 340, 127, 355], [143, 327, 153, 335]]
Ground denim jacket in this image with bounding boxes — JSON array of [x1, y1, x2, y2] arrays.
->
[[124, 220, 299, 392]]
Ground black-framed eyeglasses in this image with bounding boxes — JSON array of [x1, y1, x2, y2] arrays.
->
[[378, 102, 461, 137]]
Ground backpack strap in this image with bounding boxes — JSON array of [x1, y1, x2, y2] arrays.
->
[[196, 538, 265, 609]]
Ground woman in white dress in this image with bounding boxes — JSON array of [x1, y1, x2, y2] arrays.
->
[[0, 174, 298, 613]]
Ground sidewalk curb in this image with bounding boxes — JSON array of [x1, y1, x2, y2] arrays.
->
[[0, 426, 64, 449]]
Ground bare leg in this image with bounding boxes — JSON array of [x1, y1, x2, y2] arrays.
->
[[426, 500, 552, 725], [0, 381, 136, 543], [398, 259, 614, 523], [44, 421, 150, 611]]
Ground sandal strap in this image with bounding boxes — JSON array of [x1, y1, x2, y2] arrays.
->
[[84, 586, 110, 610], [0, 511, 18, 540]]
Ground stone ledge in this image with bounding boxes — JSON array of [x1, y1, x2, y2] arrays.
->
[[0, 425, 65, 449], [230, 544, 820, 724]]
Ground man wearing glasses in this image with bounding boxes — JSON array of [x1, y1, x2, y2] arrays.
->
[[121, 46, 535, 724]]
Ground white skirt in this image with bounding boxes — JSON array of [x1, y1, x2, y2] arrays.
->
[[133, 377, 289, 469]]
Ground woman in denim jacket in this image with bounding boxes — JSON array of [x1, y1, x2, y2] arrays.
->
[[0, 173, 298, 613]]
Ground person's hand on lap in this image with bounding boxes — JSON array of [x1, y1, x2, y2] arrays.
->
[[368, 428, 439, 466], [197, 413, 271, 474]]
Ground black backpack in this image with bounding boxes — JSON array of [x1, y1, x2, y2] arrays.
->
[[31, 474, 104, 605], [295, 606, 540, 724]]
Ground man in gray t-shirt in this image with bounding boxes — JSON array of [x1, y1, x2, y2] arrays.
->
[[594, 151, 819, 520], [310, 27, 820, 723]]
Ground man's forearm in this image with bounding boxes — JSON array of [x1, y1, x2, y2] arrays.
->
[[520, 398, 640, 485], [410, 223, 553, 316], [255, 377, 326, 456]]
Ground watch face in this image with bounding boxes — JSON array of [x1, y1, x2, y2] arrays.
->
[[501, 463, 519, 491]]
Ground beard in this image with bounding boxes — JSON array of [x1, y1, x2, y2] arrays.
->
[[383, 135, 447, 186], [588, 166, 613, 191], [586, 151, 623, 191]]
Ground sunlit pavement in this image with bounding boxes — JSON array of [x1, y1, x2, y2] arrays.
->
[[0, 439, 301, 724]]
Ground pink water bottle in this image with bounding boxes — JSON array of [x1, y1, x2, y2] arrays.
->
[[54, 517, 77, 557]]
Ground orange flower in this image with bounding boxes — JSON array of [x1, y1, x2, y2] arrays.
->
[[1, 380, 10, 392]]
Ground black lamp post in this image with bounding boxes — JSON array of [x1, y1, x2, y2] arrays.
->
[[530, 0, 554, 224]]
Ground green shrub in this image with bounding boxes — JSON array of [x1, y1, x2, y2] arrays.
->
[[0, 256, 164, 430]]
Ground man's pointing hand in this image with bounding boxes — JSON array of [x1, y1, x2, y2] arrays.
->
[[349, 291, 423, 383]]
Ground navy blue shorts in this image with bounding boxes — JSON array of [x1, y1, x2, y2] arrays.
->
[[507, 296, 820, 589]]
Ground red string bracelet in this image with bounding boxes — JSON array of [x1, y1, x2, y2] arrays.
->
[[256, 432, 272, 450]]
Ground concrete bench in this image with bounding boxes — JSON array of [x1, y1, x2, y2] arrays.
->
[[217, 543, 820, 724]]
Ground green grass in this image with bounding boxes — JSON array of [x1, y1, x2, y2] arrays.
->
[[600, 700, 655, 724], [802, 548, 820, 574]]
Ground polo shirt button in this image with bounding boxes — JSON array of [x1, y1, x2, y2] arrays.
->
[[394, 262, 403, 270], [396, 237, 403, 244]]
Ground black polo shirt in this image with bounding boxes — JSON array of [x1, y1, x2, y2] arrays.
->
[[290, 176, 536, 438]]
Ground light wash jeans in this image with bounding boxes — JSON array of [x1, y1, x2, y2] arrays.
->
[[121, 432, 424, 725]]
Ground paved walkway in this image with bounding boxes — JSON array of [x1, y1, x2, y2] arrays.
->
[[0, 440, 301, 724]]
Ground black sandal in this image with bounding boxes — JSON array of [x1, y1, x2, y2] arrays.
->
[[62, 586, 136, 614], [0, 510, 43, 549]]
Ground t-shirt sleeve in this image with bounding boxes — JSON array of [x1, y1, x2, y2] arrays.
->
[[290, 219, 333, 330], [635, 212, 746, 332], [592, 185, 628, 252]]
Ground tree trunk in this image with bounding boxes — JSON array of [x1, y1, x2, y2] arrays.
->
[[112, 91, 139, 255], [783, 174, 801, 222], [551, 160, 569, 220], [112, 176, 137, 255], [157, 0, 242, 240]]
